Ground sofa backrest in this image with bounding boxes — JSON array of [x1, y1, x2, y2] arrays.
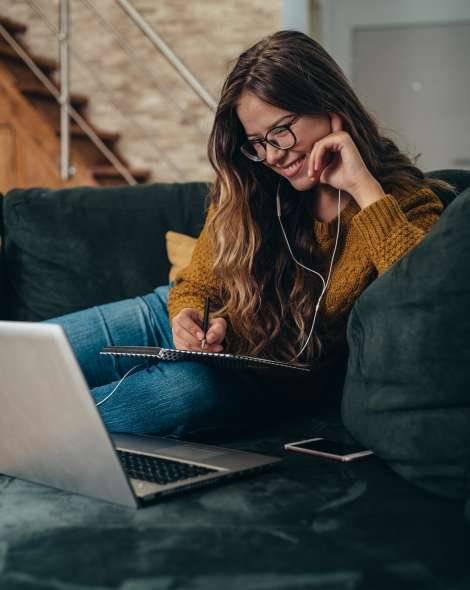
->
[[425, 168, 470, 206], [1, 182, 208, 321], [0, 198, 9, 319], [2, 170, 470, 322]]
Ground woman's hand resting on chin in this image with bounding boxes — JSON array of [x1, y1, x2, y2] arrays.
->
[[171, 308, 227, 352], [308, 112, 386, 209]]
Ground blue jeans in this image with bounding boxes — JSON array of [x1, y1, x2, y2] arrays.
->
[[44, 285, 295, 437]]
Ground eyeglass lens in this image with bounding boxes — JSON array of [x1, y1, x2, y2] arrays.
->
[[244, 126, 296, 160]]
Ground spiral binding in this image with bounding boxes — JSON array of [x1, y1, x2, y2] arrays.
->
[[100, 347, 311, 372]]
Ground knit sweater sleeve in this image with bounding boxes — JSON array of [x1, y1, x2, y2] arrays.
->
[[167, 205, 221, 322], [351, 187, 444, 275]]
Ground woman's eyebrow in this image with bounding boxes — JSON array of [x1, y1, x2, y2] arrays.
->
[[246, 114, 294, 139]]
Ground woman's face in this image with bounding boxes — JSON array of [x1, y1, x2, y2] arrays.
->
[[236, 91, 332, 192]]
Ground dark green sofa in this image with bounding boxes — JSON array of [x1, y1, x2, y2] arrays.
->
[[0, 171, 469, 590]]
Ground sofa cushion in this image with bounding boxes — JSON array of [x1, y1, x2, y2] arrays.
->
[[3, 182, 208, 321], [165, 231, 197, 283], [342, 187, 470, 511]]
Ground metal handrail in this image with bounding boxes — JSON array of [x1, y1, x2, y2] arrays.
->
[[2, 0, 218, 185], [115, 0, 217, 112], [79, 0, 209, 141], [59, 0, 71, 181], [0, 21, 138, 185], [27, 0, 185, 180]]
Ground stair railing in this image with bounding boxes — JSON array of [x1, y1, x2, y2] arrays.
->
[[26, 0, 186, 182], [59, 0, 71, 180], [61, 0, 218, 182], [114, 0, 217, 112], [79, 0, 210, 141], [2, 0, 219, 184], [0, 16, 138, 185]]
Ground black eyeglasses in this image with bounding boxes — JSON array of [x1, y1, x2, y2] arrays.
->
[[240, 115, 300, 162]]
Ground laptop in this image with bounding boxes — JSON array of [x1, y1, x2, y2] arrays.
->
[[0, 321, 281, 508]]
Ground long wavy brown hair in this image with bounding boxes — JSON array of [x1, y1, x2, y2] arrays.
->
[[206, 30, 454, 365]]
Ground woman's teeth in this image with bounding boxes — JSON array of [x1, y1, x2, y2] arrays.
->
[[281, 155, 305, 176]]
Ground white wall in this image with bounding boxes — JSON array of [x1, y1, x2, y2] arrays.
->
[[282, 0, 310, 34], [318, 0, 470, 80], [283, 1, 470, 80]]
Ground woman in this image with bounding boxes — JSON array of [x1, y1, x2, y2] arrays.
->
[[46, 30, 451, 437]]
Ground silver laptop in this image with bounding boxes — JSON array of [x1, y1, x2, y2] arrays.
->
[[0, 321, 281, 508]]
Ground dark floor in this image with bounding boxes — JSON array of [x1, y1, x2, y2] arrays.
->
[[0, 411, 469, 590]]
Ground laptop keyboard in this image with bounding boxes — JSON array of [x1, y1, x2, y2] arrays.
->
[[117, 450, 218, 485]]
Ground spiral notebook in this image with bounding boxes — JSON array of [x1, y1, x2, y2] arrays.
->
[[100, 346, 311, 374]]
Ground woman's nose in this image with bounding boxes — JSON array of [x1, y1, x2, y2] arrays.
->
[[264, 143, 285, 166]]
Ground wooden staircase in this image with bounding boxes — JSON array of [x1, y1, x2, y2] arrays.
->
[[0, 15, 151, 190]]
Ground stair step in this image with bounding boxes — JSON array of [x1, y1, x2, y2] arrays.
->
[[18, 83, 89, 108], [1, 15, 148, 187], [21, 85, 89, 129], [0, 45, 57, 72], [92, 165, 151, 185], [55, 124, 121, 144], [0, 16, 27, 35]]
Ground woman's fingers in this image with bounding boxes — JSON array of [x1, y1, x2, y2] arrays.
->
[[172, 323, 200, 349], [316, 135, 344, 172], [205, 317, 227, 345], [308, 138, 332, 179], [307, 142, 318, 179], [308, 142, 331, 181], [307, 112, 342, 179], [172, 308, 225, 352], [172, 308, 203, 349], [175, 309, 202, 336]]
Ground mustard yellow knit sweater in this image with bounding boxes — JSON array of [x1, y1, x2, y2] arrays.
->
[[168, 188, 443, 375]]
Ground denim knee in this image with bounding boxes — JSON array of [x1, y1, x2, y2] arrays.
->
[[92, 359, 250, 436]]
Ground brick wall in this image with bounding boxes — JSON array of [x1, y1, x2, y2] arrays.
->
[[1, 0, 281, 182]]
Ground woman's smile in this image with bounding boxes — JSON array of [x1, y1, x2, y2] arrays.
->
[[276, 154, 306, 178]]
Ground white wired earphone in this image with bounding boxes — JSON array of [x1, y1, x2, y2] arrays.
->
[[276, 181, 342, 359], [95, 361, 147, 408], [98, 182, 342, 407]]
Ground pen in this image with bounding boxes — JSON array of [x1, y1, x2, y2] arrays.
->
[[201, 296, 210, 350]]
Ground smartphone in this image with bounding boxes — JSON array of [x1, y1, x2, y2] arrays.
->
[[284, 437, 373, 462]]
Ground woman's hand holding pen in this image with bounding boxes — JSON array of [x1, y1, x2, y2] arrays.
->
[[308, 112, 386, 209], [171, 308, 227, 352]]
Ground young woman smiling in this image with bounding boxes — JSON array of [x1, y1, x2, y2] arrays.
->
[[45, 31, 452, 436], [169, 30, 450, 372]]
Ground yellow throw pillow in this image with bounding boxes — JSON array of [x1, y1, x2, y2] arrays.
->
[[165, 231, 197, 283]]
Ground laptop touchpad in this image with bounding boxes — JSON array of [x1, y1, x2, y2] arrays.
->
[[157, 445, 229, 461]]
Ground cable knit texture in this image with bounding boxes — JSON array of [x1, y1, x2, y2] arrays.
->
[[168, 188, 443, 370]]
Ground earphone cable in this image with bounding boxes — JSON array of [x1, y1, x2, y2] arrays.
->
[[276, 182, 342, 359], [95, 361, 148, 407]]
